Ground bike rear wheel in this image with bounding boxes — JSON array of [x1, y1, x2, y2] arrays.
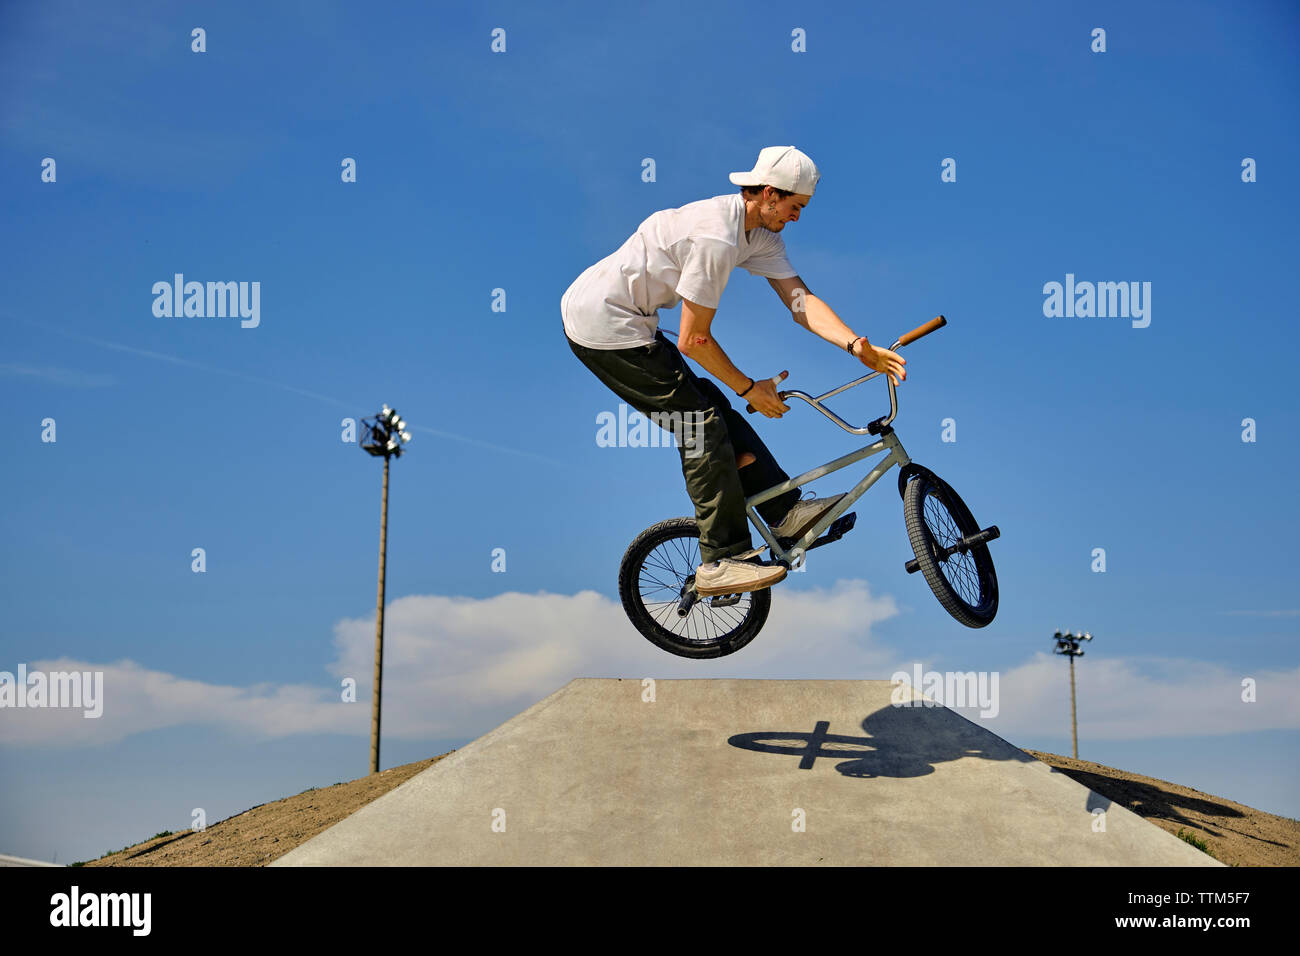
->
[[903, 473, 999, 628], [618, 517, 770, 658]]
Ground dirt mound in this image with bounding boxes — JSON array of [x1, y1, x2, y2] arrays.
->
[[1025, 750, 1299, 867], [77, 749, 1297, 867], [79, 756, 446, 867]]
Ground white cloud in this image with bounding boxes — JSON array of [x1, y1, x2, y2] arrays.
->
[[0, 658, 361, 747], [3, 584, 1296, 748], [326, 580, 902, 738], [947, 652, 1300, 739], [0, 582, 899, 747]]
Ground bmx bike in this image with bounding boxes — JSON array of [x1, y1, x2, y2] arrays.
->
[[617, 315, 1000, 659]]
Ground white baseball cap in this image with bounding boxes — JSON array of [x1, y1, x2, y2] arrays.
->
[[729, 146, 820, 196]]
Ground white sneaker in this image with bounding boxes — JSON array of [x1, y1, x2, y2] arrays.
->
[[695, 557, 787, 596], [771, 493, 846, 542]]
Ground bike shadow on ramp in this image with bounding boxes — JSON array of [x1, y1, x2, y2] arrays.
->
[[727, 700, 1039, 779]]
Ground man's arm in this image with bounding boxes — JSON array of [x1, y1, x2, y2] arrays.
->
[[768, 275, 906, 385], [678, 298, 789, 417]]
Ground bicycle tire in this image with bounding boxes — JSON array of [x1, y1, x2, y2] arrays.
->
[[617, 517, 770, 658], [903, 473, 999, 628]]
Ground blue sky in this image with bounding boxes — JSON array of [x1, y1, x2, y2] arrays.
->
[[1, 0, 1297, 864]]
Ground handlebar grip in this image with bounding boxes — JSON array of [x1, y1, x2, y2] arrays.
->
[[897, 314, 946, 347]]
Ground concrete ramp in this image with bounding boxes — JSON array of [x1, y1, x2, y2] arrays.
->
[[273, 679, 1219, 866]]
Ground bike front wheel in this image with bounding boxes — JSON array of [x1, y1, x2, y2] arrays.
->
[[903, 473, 999, 628], [618, 517, 770, 659]]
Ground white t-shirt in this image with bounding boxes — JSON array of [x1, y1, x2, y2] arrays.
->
[[561, 192, 798, 349]]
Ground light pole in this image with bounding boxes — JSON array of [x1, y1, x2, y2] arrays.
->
[[361, 404, 412, 774], [1052, 629, 1092, 759]]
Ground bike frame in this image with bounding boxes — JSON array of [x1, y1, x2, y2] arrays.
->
[[743, 336, 912, 569]]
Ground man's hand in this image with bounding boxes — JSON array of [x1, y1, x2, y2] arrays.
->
[[747, 371, 790, 418], [854, 340, 906, 386]]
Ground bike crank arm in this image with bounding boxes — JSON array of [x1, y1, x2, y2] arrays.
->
[[676, 578, 748, 614], [677, 579, 701, 617], [905, 525, 1001, 574]]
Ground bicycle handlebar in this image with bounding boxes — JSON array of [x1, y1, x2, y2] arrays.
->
[[745, 315, 946, 421]]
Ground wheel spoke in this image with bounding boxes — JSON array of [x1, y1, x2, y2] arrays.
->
[[621, 523, 770, 655], [922, 487, 988, 609], [631, 531, 756, 644]]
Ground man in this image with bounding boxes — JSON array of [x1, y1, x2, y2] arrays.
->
[[562, 146, 906, 596]]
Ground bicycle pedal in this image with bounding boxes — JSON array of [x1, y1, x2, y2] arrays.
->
[[803, 511, 857, 552], [708, 593, 743, 607]]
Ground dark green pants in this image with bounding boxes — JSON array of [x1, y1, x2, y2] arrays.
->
[[566, 328, 800, 564]]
